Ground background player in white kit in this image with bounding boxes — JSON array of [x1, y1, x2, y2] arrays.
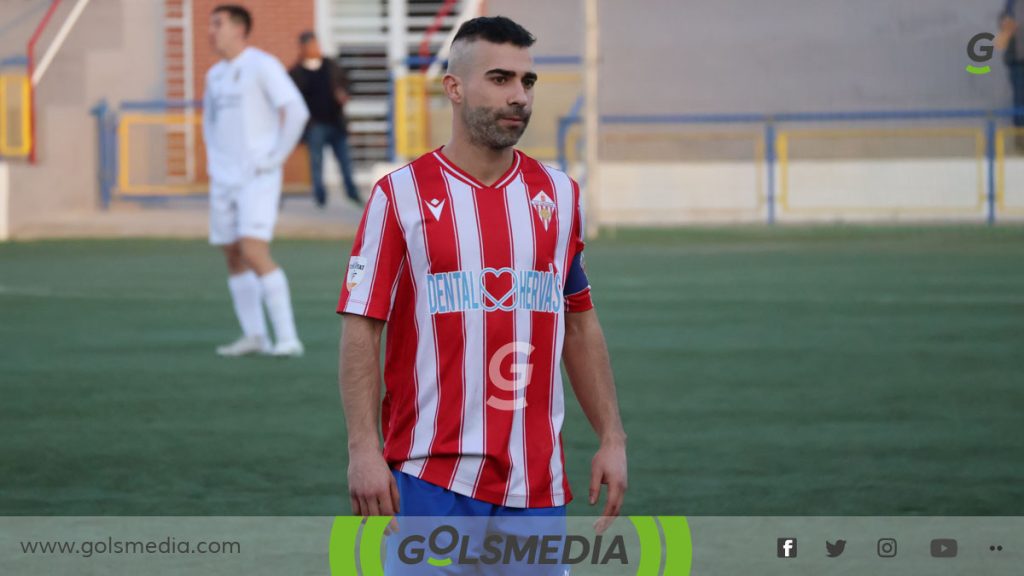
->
[[204, 5, 309, 357]]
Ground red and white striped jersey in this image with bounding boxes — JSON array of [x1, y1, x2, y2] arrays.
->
[[337, 148, 593, 508]]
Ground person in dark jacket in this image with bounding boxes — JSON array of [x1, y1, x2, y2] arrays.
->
[[1000, 0, 1024, 147], [289, 31, 360, 206]]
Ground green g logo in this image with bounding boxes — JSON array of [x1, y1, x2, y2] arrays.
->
[[967, 32, 995, 75]]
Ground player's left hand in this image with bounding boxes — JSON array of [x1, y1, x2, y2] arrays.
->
[[589, 439, 628, 534], [253, 156, 280, 175]]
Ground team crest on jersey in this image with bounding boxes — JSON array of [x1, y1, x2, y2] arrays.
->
[[346, 256, 368, 290], [530, 191, 556, 231]]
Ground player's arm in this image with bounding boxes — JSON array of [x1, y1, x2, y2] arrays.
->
[[998, 1, 1018, 51], [330, 60, 351, 106], [201, 77, 213, 147], [564, 307, 628, 532], [339, 313, 400, 517], [998, 14, 1018, 51], [255, 57, 310, 173], [337, 185, 405, 519], [560, 245, 628, 532]]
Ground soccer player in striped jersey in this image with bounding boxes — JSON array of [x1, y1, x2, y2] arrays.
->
[[337, 15, 627, 535], [203, 5, 309, 357]]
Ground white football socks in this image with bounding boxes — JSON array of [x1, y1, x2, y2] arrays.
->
[[260, 268, 299, 345], [228, 271, 267, 339]]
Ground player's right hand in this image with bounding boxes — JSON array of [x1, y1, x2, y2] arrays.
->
[[347, 448, 401, 531], [998, 16, 1019, 51]]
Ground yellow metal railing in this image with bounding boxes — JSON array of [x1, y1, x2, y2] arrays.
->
[[0, 73, 31, 158], [994, 127, 1024, 215], [393, 75, 431, 159], [118, 113, 207, 195], [111, 109, 310, 200]]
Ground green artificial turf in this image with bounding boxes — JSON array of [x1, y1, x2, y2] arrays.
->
[[1, 226, 1022, 515]]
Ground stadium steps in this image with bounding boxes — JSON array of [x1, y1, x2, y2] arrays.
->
[[326, 0, 461, 165]]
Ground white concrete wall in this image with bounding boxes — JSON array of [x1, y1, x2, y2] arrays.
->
[[998, 157, 1024, 220], [595, 157, 1013, 225], [7, 0, 164, 236], [0, 161, 8, 241], [779, 159, 984, 219], [600, 161, 764, 224]]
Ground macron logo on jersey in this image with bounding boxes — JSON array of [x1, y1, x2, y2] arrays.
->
[[425, 198, 446, 221], [426, 266, 563, 315]]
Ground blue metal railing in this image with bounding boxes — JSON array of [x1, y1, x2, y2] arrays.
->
[[97, 94, 1024, 223], [119, 100, 202, 111], [0, 55, 29, 68], [404, 54, 582, 70], [557, 107, 1024, 225], [93, 99, 202, 208], [91, 100, 116, 208]]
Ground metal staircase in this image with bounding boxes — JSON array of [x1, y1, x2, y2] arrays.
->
[[322, 0, 461, 164]]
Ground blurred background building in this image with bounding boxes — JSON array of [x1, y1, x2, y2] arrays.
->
[[0, 0, 1021, 239]]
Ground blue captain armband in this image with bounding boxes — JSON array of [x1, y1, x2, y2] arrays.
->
[[563, 252, 589, 296]]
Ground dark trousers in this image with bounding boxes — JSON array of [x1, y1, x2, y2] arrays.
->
[[305, 121, 358, 205], [1010, 64, 1024, 127]]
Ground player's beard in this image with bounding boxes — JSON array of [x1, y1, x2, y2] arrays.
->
[[462, 103, 531, 150]]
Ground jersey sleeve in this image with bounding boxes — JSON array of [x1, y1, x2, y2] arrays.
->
[[337, 183, 407, 321], [260, 55, 303, 108], [564, 179, 594, 313]]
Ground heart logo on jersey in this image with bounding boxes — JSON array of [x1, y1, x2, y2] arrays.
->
[[480, 267, 516, 312]]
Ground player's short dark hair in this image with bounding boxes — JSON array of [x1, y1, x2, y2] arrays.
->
[[452, 16, 535, 48], [212, 4, 252, 36]]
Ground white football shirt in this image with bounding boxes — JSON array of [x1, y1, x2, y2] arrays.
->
[[202, 47, 302, 186]]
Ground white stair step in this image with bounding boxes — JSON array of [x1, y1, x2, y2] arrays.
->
[[350, 81, 392, 93], [332, 31, 450, 45], [337, 56, 389, 68], [346, 100, 389, 116], [349, 120, 391, 133], [330, 15, 458, 30], [347, 69, 391, 81]]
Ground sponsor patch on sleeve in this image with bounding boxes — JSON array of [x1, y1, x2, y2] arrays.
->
[[346, 256, 368, 290]]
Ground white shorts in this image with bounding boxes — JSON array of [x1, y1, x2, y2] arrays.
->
[[208, 169, 282, 245]]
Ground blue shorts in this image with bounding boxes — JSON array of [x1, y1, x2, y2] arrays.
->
[[384, 469, 568, 575]]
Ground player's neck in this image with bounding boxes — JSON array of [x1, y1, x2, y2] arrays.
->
[[220, 43, 248, 62], [440, 140, 515, 188]]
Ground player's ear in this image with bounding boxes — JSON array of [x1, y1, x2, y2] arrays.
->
[[442, 73, 463, 104]]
